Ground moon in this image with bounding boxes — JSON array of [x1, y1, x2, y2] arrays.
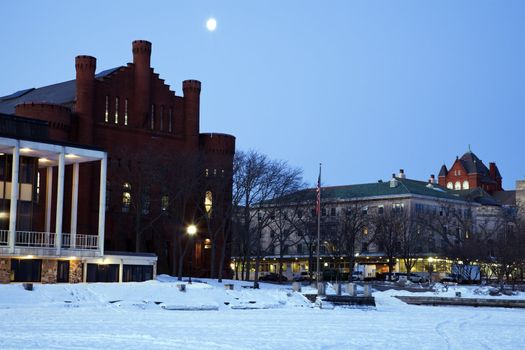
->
[[206, 18, 217, 31]]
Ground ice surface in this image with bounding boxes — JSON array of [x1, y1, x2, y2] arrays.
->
[[0, 278, 523, 350]]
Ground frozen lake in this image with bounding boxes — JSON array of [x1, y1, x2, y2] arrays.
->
[[0, 279, 523, 350]]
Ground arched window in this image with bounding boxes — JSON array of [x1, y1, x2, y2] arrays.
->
[[462, 180, 469, 190], [454, 181, 461, 190], [447, 182, 453, 189], [205, 191, 213, 215]]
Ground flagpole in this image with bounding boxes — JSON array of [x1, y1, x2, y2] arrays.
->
[[316, 163, 322, 287]]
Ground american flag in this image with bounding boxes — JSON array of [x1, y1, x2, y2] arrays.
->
[[316, 163, 321, 216]]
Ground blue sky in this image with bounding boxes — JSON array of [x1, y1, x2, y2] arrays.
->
[[1, 1, 524, 188]]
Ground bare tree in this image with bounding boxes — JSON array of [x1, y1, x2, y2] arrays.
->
[[478, 206, 524, 290], [326, 202, 368, 281], [371, 206, 405, 279], [416, 200, 482, 281], [230, 150, 304, 284]]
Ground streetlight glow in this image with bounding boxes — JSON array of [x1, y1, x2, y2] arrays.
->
[[187, 224, 197, 235]]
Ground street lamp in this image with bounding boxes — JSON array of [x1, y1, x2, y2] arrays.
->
[[187, 224, 197, 284], [428, 257, 434, 284]]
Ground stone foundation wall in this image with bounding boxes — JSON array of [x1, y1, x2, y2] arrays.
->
[[70, 260, 83, 283], [0, 258, 11, 284], [41, 259, 57, 284]]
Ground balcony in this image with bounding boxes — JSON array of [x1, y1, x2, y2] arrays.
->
[[0, 230, 101, 258]]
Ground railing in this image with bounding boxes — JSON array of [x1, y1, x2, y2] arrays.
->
[[62, 234, 98, 250], [16, 231, 55, 247], [0, 231, 99, 250], [0, 230, 7, 245]]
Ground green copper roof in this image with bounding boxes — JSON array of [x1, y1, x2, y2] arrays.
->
[[271, 177, 467, 204]]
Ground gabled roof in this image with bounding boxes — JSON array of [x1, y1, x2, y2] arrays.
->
[[268, 177, 468, 205], [459, 151, 489, 175], [0, 67, 122, 114], [438, 164, 448, 177]]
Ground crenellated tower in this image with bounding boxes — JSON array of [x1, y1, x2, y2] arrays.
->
[[75, 55, 96, 144], [183, 79, 201, 147], [132, 40, 152, 128]]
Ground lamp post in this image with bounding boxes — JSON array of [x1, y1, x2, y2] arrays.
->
[[428, 257, 434, 285], [187, 224, 197, 284]]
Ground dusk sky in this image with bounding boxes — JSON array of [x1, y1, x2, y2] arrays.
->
[[2, 1, 524, 189]]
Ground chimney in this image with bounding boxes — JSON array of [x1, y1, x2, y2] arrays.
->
[[390, 173, 399, 188], [132, 40, 152, 128], [398, 169, 406, 179], [489, 162, 497, 180], [75, 55, 96, 144], [429, 174, 435, 184]]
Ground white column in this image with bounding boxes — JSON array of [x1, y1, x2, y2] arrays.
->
[[98, 154, 107, 256], [55, 149, 65, 255], [8, 143, 19, 253], [70, 162, 79, 248], [45, 167, 53, 245], [82, 260, 88, 283], [118, 259, 123, 283]]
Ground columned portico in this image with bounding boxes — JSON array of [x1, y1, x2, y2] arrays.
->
[[0, 136, 107, 258]]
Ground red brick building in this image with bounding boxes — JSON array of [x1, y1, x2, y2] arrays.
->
[[438, 149, 502, 194], [0, 40, 235, 277]]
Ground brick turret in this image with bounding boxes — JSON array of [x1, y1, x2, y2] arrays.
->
[[132, 40, 152, 128], [183, 79, 201, 147], [75, 55, 96, 144]]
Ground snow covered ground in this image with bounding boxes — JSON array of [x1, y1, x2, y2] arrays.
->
[[0, 277, 523, 350]]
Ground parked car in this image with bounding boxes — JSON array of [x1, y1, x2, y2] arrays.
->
[[406, 273, 428, 283], [441, 273, 463, 283], [259, 273, 288, 282], [293, 271, 311, 282], [382, 272, 427, 283]]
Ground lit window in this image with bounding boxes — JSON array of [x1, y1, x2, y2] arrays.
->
[[462, 180, 469, 190], [115, 97, 119, 124], [161, 195, 169, 211], [205, 191, 213, 215], [160, 105, 164, 131], [205, 168, 209, 177], [122, 182, 131, 213], [454, 181, 461, 190], [150, 104, 155, 130], [204, 238, 212, 249], [168, 107, 173, 132], [105, 96, 109, 122], [447, 182, 453, 189], [124, 99, 128, 126], [36, 171, 40, 203], [363, 227, 368, 235]]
